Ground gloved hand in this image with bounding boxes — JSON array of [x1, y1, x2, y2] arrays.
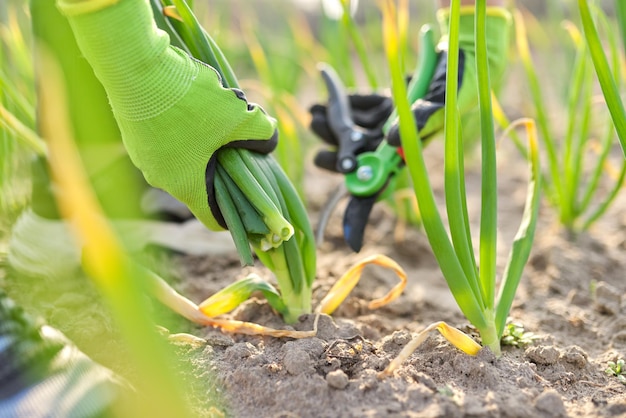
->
[[309, 92, 393, 172], [56, 0, 277, 231]]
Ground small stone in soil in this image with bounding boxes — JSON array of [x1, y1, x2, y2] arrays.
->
[[326, 369, 349, 389], [284, 349, 313, 375]]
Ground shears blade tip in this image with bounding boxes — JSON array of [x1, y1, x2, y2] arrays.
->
[[342, 194, 378, 253]]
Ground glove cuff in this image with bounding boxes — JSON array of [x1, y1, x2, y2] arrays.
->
[[436, 6, 512, 51], [435, 6, 512, 89], [436, 6, 512, 29]]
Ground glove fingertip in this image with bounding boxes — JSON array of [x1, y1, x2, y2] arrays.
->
[[387, 125, 402, 147], [204, 156, 227, 230], [224, 129, 279, 159], [349, 93, 388, 109], [314, 150, 339, 173], [310, 118, 339, 146], [309, 103, 328, 114]]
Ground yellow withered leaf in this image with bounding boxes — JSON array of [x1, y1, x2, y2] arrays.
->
[[150, 270, 316, 339], [379, 321, 481, 378], [317, 254, 407, 315]]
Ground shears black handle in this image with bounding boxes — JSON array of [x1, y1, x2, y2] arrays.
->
[[318, 64, 382, 173]]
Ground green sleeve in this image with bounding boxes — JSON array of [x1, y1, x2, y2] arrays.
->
[[420, 6, 512, 140]]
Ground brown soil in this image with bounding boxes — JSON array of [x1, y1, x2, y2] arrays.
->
[[3, 127, 626, 418], [164, 137, 626, 418], [3, 0, 624, 416]]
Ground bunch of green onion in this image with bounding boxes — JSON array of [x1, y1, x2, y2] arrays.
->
[[152, 0, 316, 323]]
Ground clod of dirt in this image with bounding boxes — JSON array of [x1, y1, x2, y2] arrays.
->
[[561, 345, 588, 368], [204, 332, 235, 348], [224, 342, 260, 362], [594, 281, 622, 315], [534, 389, 567, 417], [605, 401, 626, 417], [283, 338, 327, 358], [296, 314, 339, 341], [566, 288, 592, 307], [450, 348, 500, 389], [380, 329, 412, 355], [409, 371, 438, 392], [326, 369, 349, 389], [525, 345, 561, 365]]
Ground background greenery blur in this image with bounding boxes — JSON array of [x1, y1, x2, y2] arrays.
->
[[3, 0, 624, 233], [2, 0, 624, 235]]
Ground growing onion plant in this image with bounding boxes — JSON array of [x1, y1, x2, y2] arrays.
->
[[379, 0, 541, 372], [510, 5, 626, 232]]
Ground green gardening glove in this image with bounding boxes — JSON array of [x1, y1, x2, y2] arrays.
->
[[387, 6, 511, 145], [56, 0, 278, 231]]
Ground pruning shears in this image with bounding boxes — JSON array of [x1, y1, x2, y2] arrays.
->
[[317, 25, 439, 252]]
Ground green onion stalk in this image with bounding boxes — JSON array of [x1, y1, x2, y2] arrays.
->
[[615, 0, 626, 60], [153, 0, 315, 323], [578, 0, 626, 158], [381, 0, 541, 355]]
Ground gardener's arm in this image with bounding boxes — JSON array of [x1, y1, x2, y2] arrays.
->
[[56, 0, 277, 231]]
